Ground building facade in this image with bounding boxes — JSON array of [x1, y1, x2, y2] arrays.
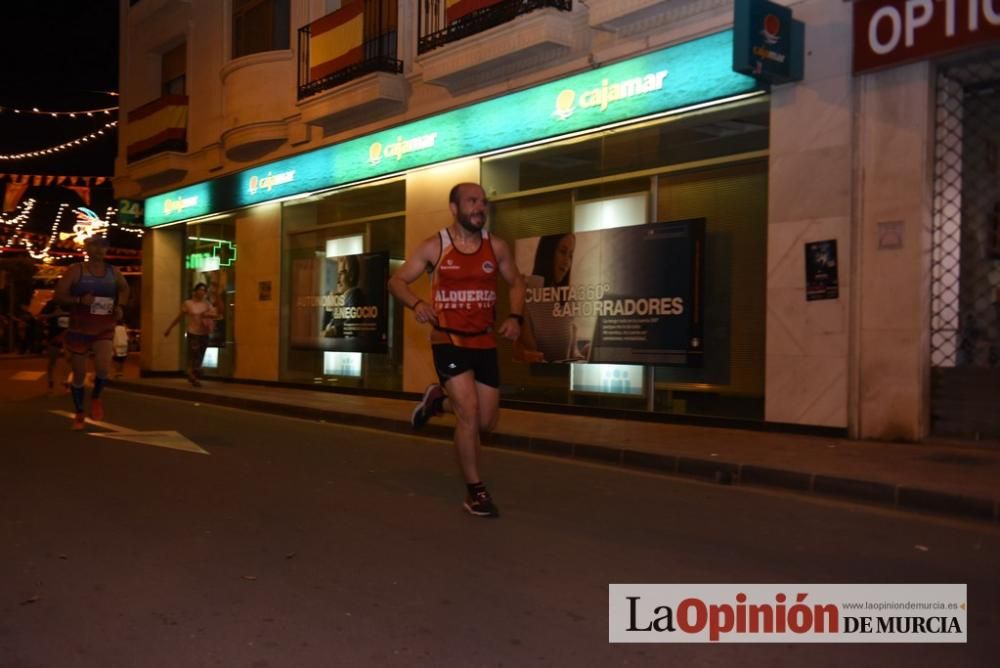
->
[[115, 0, 1000, 442]]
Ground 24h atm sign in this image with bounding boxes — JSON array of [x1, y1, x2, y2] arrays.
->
[[853, 0, 1000, 74]]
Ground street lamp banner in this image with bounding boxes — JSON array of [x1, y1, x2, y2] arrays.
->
[[144, 31, 758, 227], [289, 251, 389, 353], [513, 220, 705, 367], [853, 0, 1000, 74]]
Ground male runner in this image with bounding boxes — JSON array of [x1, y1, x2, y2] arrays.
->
[[388, 182, 525, 518]]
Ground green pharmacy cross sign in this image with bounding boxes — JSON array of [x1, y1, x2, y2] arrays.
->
[[212, 240, 237, 267], [186, 240, 237, 271], [145, 30, 759, 227]]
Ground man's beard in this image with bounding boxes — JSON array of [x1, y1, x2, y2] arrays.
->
[[456, 211, 485, 233]]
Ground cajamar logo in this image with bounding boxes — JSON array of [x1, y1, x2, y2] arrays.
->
[[369, 132, 439, 166], [553, 70, 669, 120]]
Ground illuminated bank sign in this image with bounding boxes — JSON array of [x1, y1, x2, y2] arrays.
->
[[368, 133, 438, 165], [247, 169, 296, 195], [144, 31, 758, 227], [853, 0, 1000, 74], [733, 0, 805, 84], [553, 71, 669, 120], [147, 183, 212, 225]]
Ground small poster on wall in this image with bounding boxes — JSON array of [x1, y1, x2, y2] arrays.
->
[[805, 239, 838, 301], [289, 251, 389, 353]]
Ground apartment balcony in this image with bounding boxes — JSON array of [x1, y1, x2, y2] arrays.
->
[[417, 0, 576, 92], [296, 0, 405, 133], [123, 94, 189, 189], [221, 50, 297, 161], [586, 0, 732, 37]]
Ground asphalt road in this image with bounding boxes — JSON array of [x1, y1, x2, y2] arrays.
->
[[1, 358, 998, 667]]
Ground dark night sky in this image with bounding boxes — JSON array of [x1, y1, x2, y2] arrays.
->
[[1, 1, 121, 241], [1, 1, 119, 177]]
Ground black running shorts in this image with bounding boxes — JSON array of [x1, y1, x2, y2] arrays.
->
[[431, 344, 500, 389]]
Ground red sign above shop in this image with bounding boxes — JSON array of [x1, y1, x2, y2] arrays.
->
[[853, 0, 1000, 74]]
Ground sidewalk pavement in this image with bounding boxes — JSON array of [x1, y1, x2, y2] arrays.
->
[[113, 374, 1000, 526]]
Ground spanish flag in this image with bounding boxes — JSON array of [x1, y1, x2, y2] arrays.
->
[[309, 0, 365, 82], [125, 95, 188, 163], [446, 0, 504, 23]]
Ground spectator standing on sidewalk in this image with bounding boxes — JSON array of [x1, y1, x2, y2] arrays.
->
[[388, 182, 525, 519], [163, 282, 217, 386], [55, 234, 130, 429]]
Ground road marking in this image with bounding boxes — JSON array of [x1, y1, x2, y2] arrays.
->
[[12, 371, 45, 381], [49, 410, 209, 455]]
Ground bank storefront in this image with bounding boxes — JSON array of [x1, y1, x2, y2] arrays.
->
[[146, 30, 770, 421]]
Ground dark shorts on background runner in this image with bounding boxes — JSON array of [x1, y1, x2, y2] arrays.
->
[[188, 333, 209, 368], [432, 344, 499, 388]]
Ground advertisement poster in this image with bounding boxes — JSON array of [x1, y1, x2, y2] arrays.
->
[[513, 220, 705, 367], [805, 239, 838, 301], [290, 251, 388, 353]]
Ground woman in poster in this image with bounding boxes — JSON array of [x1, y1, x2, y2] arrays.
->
[[514, 232, 587, 363]]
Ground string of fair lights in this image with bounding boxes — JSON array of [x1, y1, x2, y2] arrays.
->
[[0, 91, 119, 161], [0, 92, 139, 262], [1, 198, 144, 263]]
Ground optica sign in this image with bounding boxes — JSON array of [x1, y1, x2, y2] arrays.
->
[[853, 0, 1000, 74], [145, 30, 758, 227]]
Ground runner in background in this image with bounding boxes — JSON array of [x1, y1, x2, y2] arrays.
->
[[163, 283, 217, 387], [55, 235, 130, 429], [112, 319, 129, 378], [37, 298, 70, 394]]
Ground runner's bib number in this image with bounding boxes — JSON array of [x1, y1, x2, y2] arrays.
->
[[90, 296, 114, 316]]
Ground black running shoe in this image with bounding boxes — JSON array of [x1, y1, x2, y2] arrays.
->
[[463, 489, 500, 518], [411, 383, 445, 428]]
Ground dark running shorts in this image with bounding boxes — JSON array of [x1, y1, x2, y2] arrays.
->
[[431, 344, 499, 389]]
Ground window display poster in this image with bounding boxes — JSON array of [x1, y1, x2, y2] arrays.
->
[[805, 239, 838, 301], [290, 251, 388, 353], [513, 219, 705, 367]]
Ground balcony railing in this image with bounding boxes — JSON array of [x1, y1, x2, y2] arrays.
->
[[418, 0, 571, 54], [125, 95, 188, 164], [298, 0, 402, 101]]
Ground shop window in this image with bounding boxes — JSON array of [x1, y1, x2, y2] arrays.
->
[[487, 100, 768, 421], [233, 0, 290, 59], [280, 180, 405, 390], [185, 218, 238, 378]]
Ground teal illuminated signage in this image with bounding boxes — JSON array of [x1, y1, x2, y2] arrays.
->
[[146, 182, 213, 226], [145, 31, 757, 227]]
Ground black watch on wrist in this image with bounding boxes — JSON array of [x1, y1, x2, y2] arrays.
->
[[507, 313, 524, 325]]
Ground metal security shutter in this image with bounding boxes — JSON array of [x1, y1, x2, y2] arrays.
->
[[930, 49, 1000, 438]]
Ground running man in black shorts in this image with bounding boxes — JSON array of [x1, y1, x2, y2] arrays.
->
[[388, 182, 525, 518]]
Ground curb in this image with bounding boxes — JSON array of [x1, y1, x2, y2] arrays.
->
[[115, 380, 1000, 526]]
